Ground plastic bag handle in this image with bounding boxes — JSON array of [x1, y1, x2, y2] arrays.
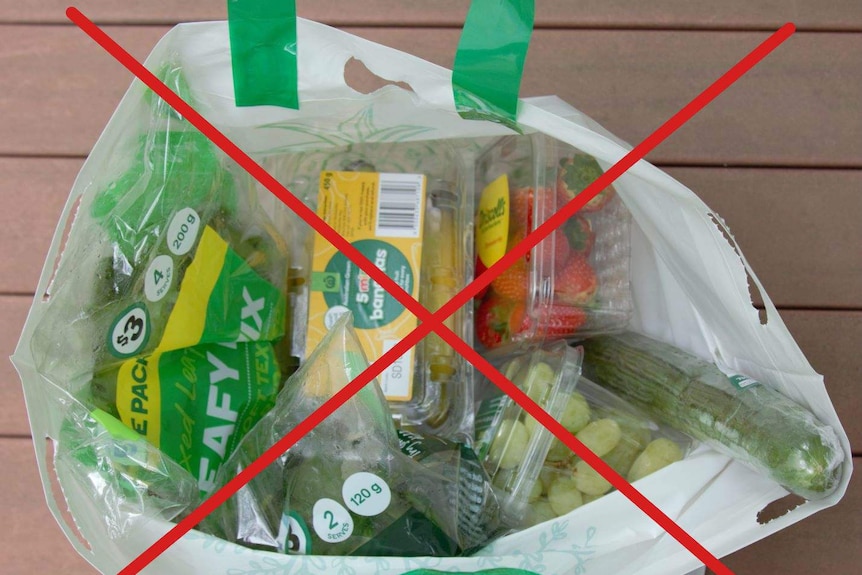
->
[[228, 0, 299, 109], [228, 0, 535, 124], [453, 0, 535, 123]]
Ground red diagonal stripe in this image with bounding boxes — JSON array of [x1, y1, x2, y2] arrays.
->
[[63, 6, 793, 575]]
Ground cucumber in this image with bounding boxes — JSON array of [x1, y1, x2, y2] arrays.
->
[[582, 332, 845, 500]]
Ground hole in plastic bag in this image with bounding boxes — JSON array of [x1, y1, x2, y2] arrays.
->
[[41, 194, 84, 303], [344, 57, 415, 95], [44, 436, 92, 551], [708, 213, 768, 325], [756, 492, 806, 524]]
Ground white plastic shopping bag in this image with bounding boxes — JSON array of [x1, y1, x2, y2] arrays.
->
[[12, 10, 851, 575]]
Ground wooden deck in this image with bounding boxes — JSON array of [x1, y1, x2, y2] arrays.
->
[[1, 2, 859, 573]]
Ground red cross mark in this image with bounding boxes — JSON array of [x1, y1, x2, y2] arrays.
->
[[65, 7, 795, 575]]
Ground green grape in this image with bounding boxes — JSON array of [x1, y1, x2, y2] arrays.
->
[[628, 438, 684, 482], [548, 476, 583, 516], [539, 465, 567, 495], [559, 392, 591, 433], [523, 361, 555, 404], [582, 492, 603, 505], [527, 499, 556, 526], [502, 357, 524, 381], [527, 478, 543, 502], [573, 460, 613, 496], [524, 414, 539, 437], [545, 437, 573, 463], [489, 418, 530, 470], [603, 430, 650, 477], [575, 418, 622, 457]]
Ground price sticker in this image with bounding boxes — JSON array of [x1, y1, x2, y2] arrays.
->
[[312, 498, 353, 543], [108, 303, 150, 358], [342, 472, 391, 517]]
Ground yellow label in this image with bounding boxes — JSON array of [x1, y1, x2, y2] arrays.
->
[[476, 174, 510, 267], [116, 352, 162, 447], [306, 171, 427, 401], [159, 226, 227, 352]]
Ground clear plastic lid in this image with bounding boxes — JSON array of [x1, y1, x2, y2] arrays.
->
[[268, 139, 477, 440], [474, 341, 584, 526], [473, 134, 633, 352], [522, 371, 693, 526]]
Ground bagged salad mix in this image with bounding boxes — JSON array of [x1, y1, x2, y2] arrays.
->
[[12, 2, 851, 575]]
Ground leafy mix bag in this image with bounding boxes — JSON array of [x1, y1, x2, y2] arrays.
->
[[12, 5, 852, 575]]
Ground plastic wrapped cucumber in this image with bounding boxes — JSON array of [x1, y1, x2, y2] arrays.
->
[[582, 332, 845, 500]]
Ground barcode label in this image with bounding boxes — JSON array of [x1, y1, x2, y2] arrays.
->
[[379, 339, 412, 400], [375, 173, 425, 238]]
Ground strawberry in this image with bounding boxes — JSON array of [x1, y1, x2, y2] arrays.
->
[[537, 229, 572, 271], [557, 154, 615, 212], [475, 294, 529, 348], [554, 253, 597, 305], [563, 215, 595, 256], [510, 187, 534, 229], [490, 254, 529, 301], [533, 304, 588, 338], [511, 186, 557, 231]]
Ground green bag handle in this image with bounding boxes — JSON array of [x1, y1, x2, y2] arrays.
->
[[228, 0, 534, 121], [227, 0, 299, 109], [453, 0, 535, 125], [228, 0, 533, 122]]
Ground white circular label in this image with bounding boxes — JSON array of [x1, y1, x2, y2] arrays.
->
[[167, 207, 201, 256], [324, 305, 351, 329], [144, 255, 174, 302], [312, 498, 353, 544], [109, 304, 149, 357], [342, 472, 391, 517]]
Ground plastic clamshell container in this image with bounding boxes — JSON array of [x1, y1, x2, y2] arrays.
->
[[473, 133, 633, 352], [525, 368, 693, 527], [266, 139, 476, 440], [473, 341, 584, 526]]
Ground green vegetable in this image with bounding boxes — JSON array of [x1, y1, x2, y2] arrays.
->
[[582, 332, 845, 500]]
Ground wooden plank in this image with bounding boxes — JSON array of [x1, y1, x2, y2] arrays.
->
[[4, 291, 860, 446], [779, 310, 862, 453], [2, 436, 97, 574], [1, 435, 858, 574], [1, 26, 860, 166], [714, 458, 862, 574], [665, 168, 862, 309], [2, 1, 861, 30], [0, 158, 80, 294], [3, 156, 859, 308]]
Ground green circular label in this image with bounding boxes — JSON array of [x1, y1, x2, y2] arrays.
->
[[323, 239, 412, 330]]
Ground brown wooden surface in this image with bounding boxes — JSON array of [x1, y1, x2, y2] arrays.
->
[[2, 1, 862, 29], [2, 26, 861, 167], [1, 2, 859, 574]]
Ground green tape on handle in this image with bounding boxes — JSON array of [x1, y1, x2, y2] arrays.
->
[[227, 0, 299, 109], [452, 0, 535, 126]]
